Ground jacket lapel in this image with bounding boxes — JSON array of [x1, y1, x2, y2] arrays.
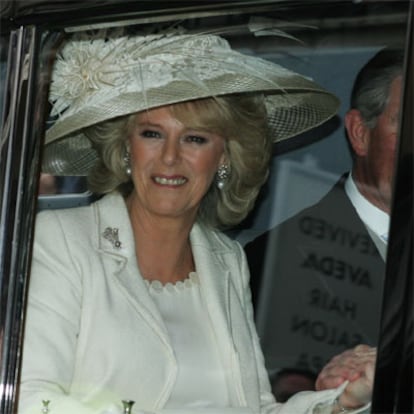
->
[[190, 224, 247, 406], [190, 223, 233, 347], [93, 193, 171, 345]]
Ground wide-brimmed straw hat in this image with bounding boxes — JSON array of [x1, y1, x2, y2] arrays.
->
[[42, 32, 340, 175]]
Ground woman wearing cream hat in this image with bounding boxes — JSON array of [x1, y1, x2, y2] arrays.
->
[[20, 31, 373, 414]]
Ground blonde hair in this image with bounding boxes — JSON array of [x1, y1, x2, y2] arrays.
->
[[84, 95, 272, 229]]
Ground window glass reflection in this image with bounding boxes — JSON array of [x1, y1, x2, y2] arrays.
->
[[240, 32, 406, 401], [21, 1, 409, 411]]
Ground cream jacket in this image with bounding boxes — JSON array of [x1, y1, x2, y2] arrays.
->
[[20, 192, 357, 414]]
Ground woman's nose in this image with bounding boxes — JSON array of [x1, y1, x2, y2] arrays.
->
[[161, 138, 180, 165]]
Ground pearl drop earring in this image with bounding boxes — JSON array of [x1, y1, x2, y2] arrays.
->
[[216, 164, 230, 190], [124, 151, 131, 176]]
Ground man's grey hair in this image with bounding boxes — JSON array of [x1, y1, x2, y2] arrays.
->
[[351, 48, 405, 128]]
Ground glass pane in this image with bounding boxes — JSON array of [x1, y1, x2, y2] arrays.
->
[[238, 2, 409, 402], [16, 1, 410, 413]]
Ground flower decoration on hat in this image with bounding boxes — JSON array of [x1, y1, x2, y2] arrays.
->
[[50, 36, 134, 117]]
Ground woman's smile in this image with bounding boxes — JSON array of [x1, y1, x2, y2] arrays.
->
[[152, 175, 188, 187]]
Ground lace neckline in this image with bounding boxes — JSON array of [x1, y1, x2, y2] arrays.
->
[[144, 272, 198, 293]]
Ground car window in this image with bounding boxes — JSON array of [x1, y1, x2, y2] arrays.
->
[[0, 1, 412, 413]]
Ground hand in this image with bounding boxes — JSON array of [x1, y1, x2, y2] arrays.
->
[[315, 344, 376, 409]]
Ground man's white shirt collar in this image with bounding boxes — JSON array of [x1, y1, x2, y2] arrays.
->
[[345, 173, 390, 244]]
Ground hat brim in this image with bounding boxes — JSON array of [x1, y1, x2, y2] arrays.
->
[[43, 75, 339, 175]]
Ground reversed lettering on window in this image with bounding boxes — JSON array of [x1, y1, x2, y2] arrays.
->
[[301, 253, 372, 288]]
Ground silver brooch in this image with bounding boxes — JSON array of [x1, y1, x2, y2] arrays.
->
[[122, 400, 135, 414], [103, 227, 122, 249], [41, 400, 50, 413]]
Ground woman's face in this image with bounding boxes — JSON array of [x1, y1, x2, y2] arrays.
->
[[127, 105, 226, 222]]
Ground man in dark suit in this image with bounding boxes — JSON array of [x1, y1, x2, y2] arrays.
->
[[244, 48, 404, 386]]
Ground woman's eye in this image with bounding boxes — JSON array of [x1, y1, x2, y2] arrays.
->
[[185, 135, 207, 144], [140, 129, 161, 139]]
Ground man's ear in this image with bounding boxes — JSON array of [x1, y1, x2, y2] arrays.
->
[[344, 109, 370, 156]]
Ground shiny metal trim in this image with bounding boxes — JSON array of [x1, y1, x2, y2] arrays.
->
[[0, 27, 61, 414]]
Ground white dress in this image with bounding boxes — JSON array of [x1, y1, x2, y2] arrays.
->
[[146, 272, 230, 408]]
